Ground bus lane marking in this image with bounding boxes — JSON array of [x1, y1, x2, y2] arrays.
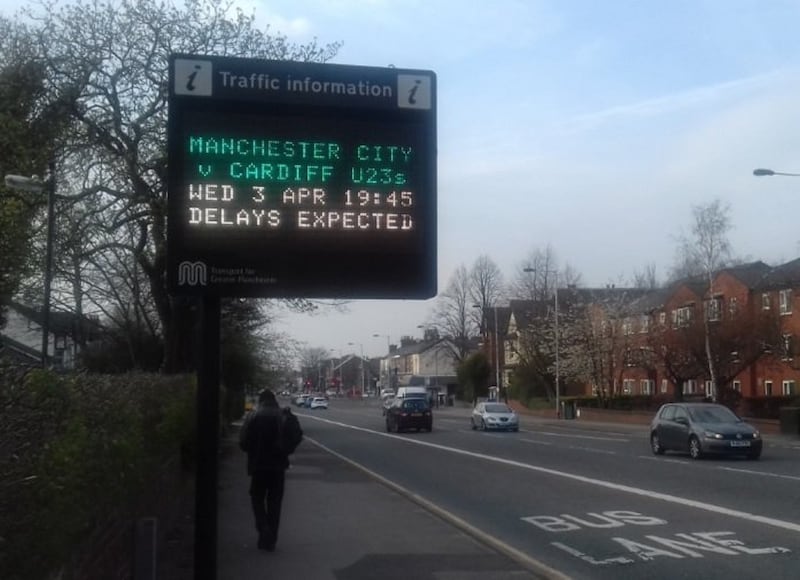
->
[[525, 510, 790, 566]]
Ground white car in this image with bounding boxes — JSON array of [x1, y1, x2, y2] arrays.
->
[[310, 397, 329, 410], [471, 402, 519, 431]]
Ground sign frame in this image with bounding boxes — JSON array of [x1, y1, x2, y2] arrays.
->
[[167, 53, 437, 299]]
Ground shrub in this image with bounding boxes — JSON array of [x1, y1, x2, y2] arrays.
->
[[0, 365, 194, 580]]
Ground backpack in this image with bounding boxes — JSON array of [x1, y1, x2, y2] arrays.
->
[[280, 407, 303, 455]]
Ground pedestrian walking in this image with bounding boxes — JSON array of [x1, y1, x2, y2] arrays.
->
[[239, 389, 303, 551]]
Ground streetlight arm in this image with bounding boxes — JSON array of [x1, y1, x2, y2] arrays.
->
[[753, 168, 800, 177]]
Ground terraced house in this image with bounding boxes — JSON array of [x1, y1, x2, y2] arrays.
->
[[482, 259, 800, 415]]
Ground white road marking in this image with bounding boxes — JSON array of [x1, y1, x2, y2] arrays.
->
[[303, 414, 800, 534], [717, 466, 800, 482], [537, 430, 629, 442], [639, 456, 688, 464], [520, 438, 555, 446]]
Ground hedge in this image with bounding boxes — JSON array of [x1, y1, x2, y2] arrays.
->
[[0, 364, 195, 580]]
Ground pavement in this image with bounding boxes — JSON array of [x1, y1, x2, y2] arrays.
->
[[215, 420, 557, 580]]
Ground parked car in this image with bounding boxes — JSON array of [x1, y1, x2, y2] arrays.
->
[[385, 397, 433, 433], [381, 396, 395, 415], [650, 402, 762, 460], [471, 402, 519, 432], [309, 397, 329, 410], [294, 394, 310, 407]]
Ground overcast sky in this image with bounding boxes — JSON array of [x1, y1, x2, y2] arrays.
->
[[254, 0, 800, 358], [7, 1, 800, 359]]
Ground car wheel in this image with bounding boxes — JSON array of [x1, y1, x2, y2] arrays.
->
[[471, 418, 476, 430], [688, 436, 703, 460], [650, 432, 665, 455]]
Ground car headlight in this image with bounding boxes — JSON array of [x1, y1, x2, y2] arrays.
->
[[752, 431, 760, 439], [703, 431, 723, 439]]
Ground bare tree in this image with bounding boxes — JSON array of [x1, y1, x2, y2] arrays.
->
[[510, 245, 559, 301], [27, 0, 342, 371], [630, 263, 659, 289], [672, 199, 733, 399], [469, 255, 504, 326], [433, 265, 476, 362]]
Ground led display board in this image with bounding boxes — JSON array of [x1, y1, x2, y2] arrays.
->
[[167, 54, 437, 298]]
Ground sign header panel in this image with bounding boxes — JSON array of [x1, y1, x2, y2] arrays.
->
[[167, 54, 437, 298]]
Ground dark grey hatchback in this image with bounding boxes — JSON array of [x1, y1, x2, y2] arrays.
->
[[650, 402, 762, 460]]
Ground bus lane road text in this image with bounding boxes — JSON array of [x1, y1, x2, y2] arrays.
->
[[522, 510, 791, 567]]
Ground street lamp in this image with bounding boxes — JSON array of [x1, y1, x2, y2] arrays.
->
[[472, 303, 503, 402], [524, 266, 560, 418], [753, 168, 800, 177], [4, 166, 56, 368]]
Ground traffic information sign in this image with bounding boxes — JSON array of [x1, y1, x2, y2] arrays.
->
[[167, 53, 437, 298]]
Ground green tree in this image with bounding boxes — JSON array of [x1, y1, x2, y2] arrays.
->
[[457, 351, 491, 403], [0, 17, 76, 324]]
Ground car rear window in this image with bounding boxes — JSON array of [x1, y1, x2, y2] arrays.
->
[[403, 399, 429, 411]]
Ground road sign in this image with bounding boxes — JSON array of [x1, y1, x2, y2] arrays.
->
[[167, 54, 437, 298]]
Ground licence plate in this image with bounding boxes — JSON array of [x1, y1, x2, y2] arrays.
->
[[411, 412, 422, 417], [730, 441, 751, 447]]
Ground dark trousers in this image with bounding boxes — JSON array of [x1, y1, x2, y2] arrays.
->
[[249, 469, 285, 543]]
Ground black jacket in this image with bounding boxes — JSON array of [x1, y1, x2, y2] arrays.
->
[[239, 404, 290, 474]]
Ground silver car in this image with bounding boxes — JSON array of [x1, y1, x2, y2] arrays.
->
[[471, 402, 519, 431]]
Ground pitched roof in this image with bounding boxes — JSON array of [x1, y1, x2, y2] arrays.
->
[[756, 257, 800, 290], [720, 261, 771, 288]]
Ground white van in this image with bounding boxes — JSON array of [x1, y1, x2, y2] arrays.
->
[[394, 386, 428, 400]]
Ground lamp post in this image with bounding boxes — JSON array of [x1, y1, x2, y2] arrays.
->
[[753, 168, 800, 177], [4, 165, 56, 368], [524, 267, 560, 418]]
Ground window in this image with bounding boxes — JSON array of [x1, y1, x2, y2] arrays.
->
[[729, 297, 738, 316], [762, 293, 771, 310], [660, 379, 669, 394], [706, 297, 722, 321], [660, 405, 676, 421], [639, 315, 650, 333], [659, 312, 666, 325], [622, 318, 633, 335], [704, 380, 714, 398], [732, 380, 741, 392], [641, 379, 654, 395], [682, 379, 696, 395], [764, 380, 773, 396], [782, 380, 796, 396], [780, 289, 792, 315], [622, 379, 635, 394], [672, 306, 692, 327], [782, 334, 794, 360]]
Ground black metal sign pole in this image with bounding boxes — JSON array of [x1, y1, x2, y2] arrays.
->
[[194, 296, 220, 580]]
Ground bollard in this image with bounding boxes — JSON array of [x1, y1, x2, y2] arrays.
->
[[134, 517, 158, 580]]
